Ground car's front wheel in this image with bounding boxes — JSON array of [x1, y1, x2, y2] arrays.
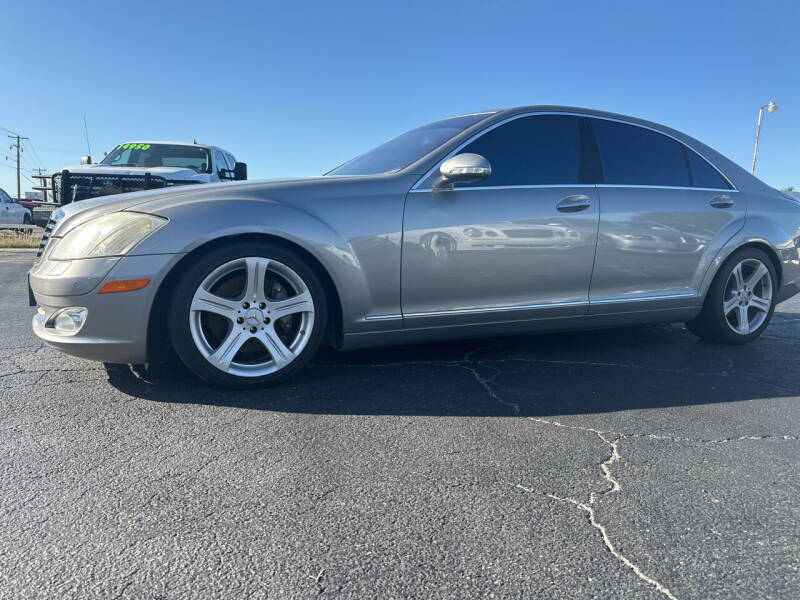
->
[[686, 247, 777, 344], [168, 241, 328, 388]]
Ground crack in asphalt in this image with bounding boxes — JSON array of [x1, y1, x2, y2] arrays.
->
[[456, 346, 680, 598]]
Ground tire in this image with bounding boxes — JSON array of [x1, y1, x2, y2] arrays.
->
[[686, 247, 777, 344], [23, 214, 31, 225], [167, 241, 328, 388]]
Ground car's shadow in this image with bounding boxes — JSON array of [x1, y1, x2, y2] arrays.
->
[[104, 317, 800, 417]]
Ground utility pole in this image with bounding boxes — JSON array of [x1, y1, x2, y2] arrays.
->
[[31, 168, 49, 202], [7, 134, 29, 199], [751, 101, 778, 174]]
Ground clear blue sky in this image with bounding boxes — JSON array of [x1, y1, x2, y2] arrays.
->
[[1, 0, 798, 197]]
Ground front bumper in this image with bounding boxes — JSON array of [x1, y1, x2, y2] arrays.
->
[[30, 253, 178, 364]]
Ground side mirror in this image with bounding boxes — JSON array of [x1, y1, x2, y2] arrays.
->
[[80, 155, 92, 165], [436, 153, 491, 188], [234, 162, 248, 181]]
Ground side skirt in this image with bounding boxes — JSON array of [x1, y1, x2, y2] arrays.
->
[[340, 306, 701, 351]]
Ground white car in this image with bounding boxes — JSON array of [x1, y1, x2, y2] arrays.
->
[[0, 187, 32, 227], [51, 141, 247, 204]]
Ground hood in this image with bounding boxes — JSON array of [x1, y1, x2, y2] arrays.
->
[[60, 164, 201, 180], [52, 175, 396, 236]]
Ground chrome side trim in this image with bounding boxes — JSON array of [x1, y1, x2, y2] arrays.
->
[[590, 292, 697, 305], [364, 313, 402, 321], [402, 293, 698, 318], [404, 300, 588, 318], [410, 111, 737, 192]]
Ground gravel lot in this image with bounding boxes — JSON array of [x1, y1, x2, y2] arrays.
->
[[1, 248, 798, 599]]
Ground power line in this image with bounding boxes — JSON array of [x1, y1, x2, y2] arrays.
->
[[24, 139, 47, 171]]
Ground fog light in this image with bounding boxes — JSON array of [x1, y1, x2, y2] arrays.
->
[[52, 307, 88, 333]]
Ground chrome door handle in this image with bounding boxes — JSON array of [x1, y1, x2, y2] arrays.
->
[[556, 195, 591, 212], [710, 195, 733, 208]]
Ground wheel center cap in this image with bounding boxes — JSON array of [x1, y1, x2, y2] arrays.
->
[[244, 308, 265, 327]]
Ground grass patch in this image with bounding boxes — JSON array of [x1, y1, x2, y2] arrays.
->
[[0, 230, 42, 249]]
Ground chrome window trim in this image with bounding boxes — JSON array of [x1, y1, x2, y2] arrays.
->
[[594, 184, 738, 193], [410, 111, 737, 192], [409, 183, 596, 193], [409, 183, 737, 194]]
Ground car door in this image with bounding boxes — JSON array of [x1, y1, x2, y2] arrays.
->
[[0, 189, 13, 224], [587, 117, 744, 313], [402, 114, 600, 328]]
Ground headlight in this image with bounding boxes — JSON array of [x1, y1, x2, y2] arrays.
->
[[50, 212, 167, 260]]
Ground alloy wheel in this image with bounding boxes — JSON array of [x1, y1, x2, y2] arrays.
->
[[722, 258, 772, 335], [188, 257, 315, 376]]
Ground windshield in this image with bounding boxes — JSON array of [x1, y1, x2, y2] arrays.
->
[[327, 113, 494, 176], [100, 143, 212, 173]]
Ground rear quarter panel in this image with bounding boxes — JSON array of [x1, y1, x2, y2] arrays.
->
[[700, 192, 800, 302]]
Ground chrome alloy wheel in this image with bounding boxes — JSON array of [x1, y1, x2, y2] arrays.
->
[[188, 257, 315, 377], [722, 258, 772, 335]]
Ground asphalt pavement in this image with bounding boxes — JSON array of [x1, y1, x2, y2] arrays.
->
[[1, 248, 798, 599]]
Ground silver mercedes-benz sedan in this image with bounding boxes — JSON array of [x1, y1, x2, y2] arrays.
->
[[29, 106, 800, 388]]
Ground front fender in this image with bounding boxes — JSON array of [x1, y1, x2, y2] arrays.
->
[[130, 192, 405, 335]]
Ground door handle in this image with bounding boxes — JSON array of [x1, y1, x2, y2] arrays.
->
[[710, 194, 733, 208], [556, 195, 591, 212]]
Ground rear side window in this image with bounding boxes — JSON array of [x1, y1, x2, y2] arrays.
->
[[686, 149, 730, 189], [457, 115, 580, 186], [593, 119, 690, 187]]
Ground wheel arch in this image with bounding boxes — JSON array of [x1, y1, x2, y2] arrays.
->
[[700, 239, 783, 303], [146, 232, 344, 363]]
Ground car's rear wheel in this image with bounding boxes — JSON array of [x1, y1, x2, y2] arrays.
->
[[23, 213, 31, 225], [168, 241, 328, 388], [686, 247, 777, 344]]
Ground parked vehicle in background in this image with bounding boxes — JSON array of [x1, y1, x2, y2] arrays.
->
[[28, 106, 800, 389], [0, 187, 32, 227], [40, 142, 247, 205]]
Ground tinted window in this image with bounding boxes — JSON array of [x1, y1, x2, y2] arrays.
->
[[0, 188, 10, 202], [216, 151, 230, 176], [687, 149, 730, 189], [593, 119, 690, 187], [456, 115, 580, 186], [328, 113, 493, 176]]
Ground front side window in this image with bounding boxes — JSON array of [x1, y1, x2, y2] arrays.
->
[[101, 143, 211, 173], [593, 119, 690, 187], [327, 113, 494, 176], [216, 151, 230, 177], [455, 115, 580, 187]]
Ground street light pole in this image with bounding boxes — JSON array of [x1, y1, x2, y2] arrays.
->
[[751, 101, 777, 174]]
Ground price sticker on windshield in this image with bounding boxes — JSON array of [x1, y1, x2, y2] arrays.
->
[[116, 143, 151, 150]]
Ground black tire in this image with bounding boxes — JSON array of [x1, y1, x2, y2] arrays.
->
[[167, 241, 329, 388], [23, 213, 31, 225], [686, 246, 777, 344]]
